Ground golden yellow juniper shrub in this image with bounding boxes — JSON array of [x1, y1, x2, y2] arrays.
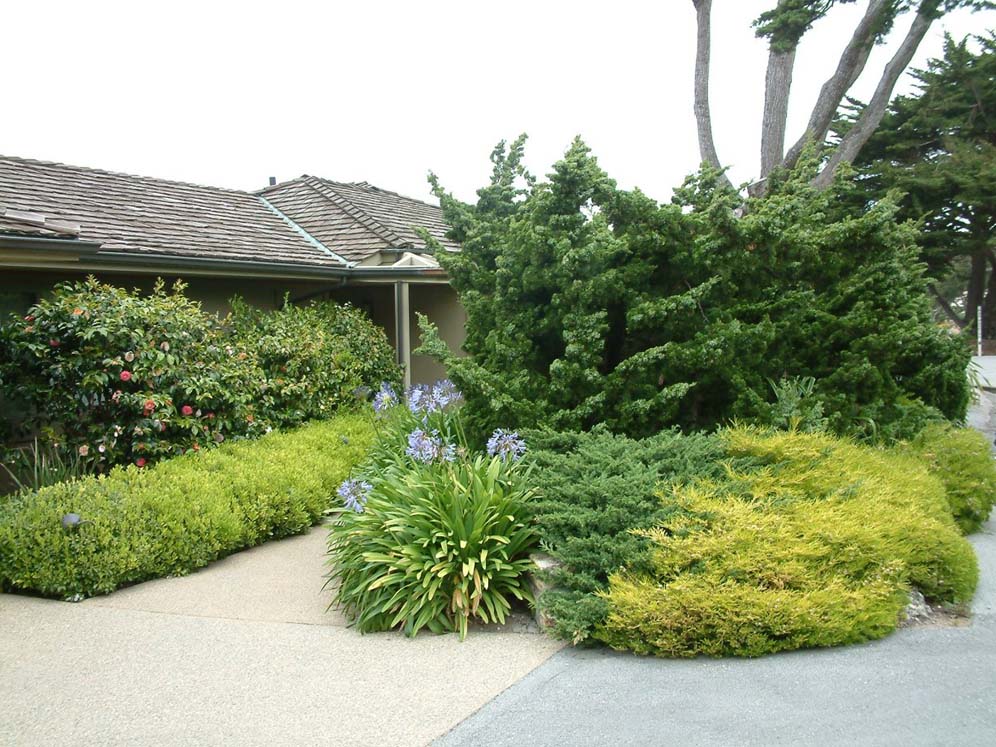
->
[[596, 428, 978, 657], [906, 423, 996, 535]]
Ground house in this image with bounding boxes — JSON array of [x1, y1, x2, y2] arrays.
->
[[0, 155, 466, 386]]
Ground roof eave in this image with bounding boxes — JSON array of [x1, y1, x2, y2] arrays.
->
[[0, 234, 103, 254]]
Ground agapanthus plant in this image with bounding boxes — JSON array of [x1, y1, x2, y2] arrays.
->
[[487, 429, 527, 461], [365, 378, 468, 472], [337, 478, 373, 513]]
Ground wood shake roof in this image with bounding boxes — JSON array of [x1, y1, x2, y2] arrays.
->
[[259, 176, 461, 263], [0, 155, 457, 270]]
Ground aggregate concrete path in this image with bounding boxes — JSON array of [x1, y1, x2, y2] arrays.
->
[[435, 526, 996, 747], [0, 527, 562, 746]]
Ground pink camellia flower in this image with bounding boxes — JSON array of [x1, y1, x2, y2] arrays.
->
[[144, 399, 155, 412], [206, 412, 215, 420], [120, 371, 132, 382], [24, 314, 34, 322], [49, 339, 60, 348], [135, 457, 147, 468], [158, 421, 167, 432], [181, 405, 194, 416], [192, 443, 201, 452], [78, 445, 89, 457]]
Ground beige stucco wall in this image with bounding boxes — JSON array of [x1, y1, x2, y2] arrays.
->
[[409, 283, 467, 384]]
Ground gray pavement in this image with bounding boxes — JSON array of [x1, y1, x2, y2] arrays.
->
[[0, 527, 562, 746], [435, 522, 996, 747]]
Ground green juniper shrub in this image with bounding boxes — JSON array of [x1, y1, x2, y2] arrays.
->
[[326, 381, 537, 639], [597, 428, 978, 658], [0, 413, 374, 599], [418, 138, 970, 443], [523, 427, 736, 644], [228, 297, 401, 426], [905, 423, 996, 534]]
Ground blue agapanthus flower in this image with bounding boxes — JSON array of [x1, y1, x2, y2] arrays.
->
[[372, 383, 398, 414], [487, 429, 527, 461], [406, 384, 431, 414], [337, 479, 373, 513], [406, 428, 443, 463], [431, 379, 463, 411]]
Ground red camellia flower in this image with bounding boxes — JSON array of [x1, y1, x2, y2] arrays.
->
[[181, 405, 194, 416], [135, 457, 147, 468], [49, 339, 60, 347], [120, 371, 132, 382], [144, 399, 155, 412], [24, 314, 34, 322]]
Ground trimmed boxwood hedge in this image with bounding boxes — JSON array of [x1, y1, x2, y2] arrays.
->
[[0, 412, 374, 599]]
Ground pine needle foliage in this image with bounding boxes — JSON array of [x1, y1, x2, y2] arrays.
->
[[419, 138, 970, 443]]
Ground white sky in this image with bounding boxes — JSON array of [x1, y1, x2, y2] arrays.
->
[[2, 1, 993, 204]]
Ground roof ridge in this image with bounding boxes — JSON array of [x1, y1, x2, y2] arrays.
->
[[0, 154, 251, 196], [326, 177, 442, 210], [301, 176, 412, 249]]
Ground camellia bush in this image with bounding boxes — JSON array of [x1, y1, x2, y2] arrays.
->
[[0, 278, 268, 470], [325, 380, 538, 639], [0, 277, 398, 473], [418, 137, 971, 442]]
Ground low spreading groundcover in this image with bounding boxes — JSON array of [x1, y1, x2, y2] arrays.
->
[[528, 426, 986, 657], [0, 412, 374, 599]]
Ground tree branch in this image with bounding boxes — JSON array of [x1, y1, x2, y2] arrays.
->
[[692, 0, 734, 189], [929, 284, 966, 327], [813, 2, 937, 189], [783, 0, 889, 171], [759, 46, 798, 181]]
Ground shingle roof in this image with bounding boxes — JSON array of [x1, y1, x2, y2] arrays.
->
[[0, 157, 380, 270], [260, 176, 460, 262], [0, 156, 457, 270]]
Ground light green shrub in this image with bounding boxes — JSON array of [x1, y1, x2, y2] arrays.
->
[[906, 423, 996, 534], [597, 428, 978, 658], [0, 412, 374, 599]]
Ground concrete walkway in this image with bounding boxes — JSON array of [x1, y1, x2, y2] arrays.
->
[[435, 521, 996, 747], [0, 527, 562, 746]]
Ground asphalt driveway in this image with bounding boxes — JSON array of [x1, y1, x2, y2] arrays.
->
[[435, 521, 996, 747]]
